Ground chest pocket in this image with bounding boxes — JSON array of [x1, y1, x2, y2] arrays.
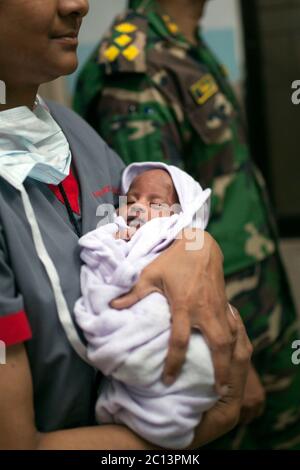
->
[[148, 46, 236, 145]]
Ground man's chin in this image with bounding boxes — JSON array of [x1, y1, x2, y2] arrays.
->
[[47, 54, 79, 79], [60, 56, 79, 76]]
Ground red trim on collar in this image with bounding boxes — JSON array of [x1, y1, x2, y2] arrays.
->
[[48, 167, 81, 215], [0, 310, 32, 347]]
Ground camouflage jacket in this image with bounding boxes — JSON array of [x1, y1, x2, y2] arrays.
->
[[74, 0, 277, 276]]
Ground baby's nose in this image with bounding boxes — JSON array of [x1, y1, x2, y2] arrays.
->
[[129, 202, 147, 214]]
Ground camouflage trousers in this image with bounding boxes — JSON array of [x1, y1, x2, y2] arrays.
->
[[206, 253, 300, 450]]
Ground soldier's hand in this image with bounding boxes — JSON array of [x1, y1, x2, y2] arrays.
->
[[239, 364, 266, 425], [111, 229, 237, 394]]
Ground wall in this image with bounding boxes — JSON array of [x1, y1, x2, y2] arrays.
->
[[257, 0, 300, 218]]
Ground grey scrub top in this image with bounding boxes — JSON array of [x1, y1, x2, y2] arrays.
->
[[0, 102, 125, 432]]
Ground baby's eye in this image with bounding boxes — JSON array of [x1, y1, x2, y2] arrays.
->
[[151, 202, 169, 210], [127, 198, 136, 205]]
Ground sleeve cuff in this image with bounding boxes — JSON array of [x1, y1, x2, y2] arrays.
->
[[0, 310, 32, 346]]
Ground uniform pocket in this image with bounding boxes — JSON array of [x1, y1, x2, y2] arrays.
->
[[186, 89, 236, 145]]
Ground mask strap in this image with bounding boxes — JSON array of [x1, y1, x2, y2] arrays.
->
[[0, 169, 92, 366]]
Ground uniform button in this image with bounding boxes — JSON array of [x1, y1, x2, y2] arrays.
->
[[144, 106, 155, 115], [111, 122, 122, 131], [128, 104, 137, 113], [161, 77, 168, 86]]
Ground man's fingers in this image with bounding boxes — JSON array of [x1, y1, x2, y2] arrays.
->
[[211, 348, 232, 396], [110, 278, 160, 309], [163, 308, 191, 385], [226, 312, 253, 407], [233, 311, 253, 361], [226, 304, 238, 337], [201, 315, 235, 395]]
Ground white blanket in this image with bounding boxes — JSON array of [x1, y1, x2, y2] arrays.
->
[[74, 162, 218, 449]]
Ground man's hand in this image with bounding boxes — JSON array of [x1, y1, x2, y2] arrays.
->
[[189, 308, 253, 448], [114, 227, 136, 241], [239, 364, 266, 425], [111, 229, 237, 394]]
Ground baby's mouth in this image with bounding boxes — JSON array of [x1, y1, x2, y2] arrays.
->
[[127, 216, 146, 229]]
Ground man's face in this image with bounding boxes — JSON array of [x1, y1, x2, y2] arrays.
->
[[119, 169, 180, 229], [0, 0, 89, 87]]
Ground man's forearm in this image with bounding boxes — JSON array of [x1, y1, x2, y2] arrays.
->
[[37, 424, 160, 450], [1, 345, 161, 451]]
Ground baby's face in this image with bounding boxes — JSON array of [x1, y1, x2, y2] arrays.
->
[[118, 169, 180, 230]]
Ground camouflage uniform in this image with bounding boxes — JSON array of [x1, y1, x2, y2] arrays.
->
[[74, 0, 300, 449]]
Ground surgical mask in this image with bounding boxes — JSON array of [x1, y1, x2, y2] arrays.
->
[[0, 96, 71, 185]]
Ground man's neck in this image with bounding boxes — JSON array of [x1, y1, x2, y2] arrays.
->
[[158, 0, 206, 45], [0, 84, 38, 112]]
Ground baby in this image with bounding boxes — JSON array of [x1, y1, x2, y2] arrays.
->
[[74, 162, 218, 449], [115, 167, 181, 241]]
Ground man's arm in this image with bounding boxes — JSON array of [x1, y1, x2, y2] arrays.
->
[[1, 336, 251, 450], [0, 344, 158, 450], [74, 65, 185, 167]]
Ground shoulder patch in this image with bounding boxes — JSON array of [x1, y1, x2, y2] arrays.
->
[[162, 14, 180, 36], [115, 23, 138, 34], [98, 10, 148, 75], [190, 74, 219, 106]]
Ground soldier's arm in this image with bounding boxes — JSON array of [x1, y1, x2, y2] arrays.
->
[[74, 63, 185, 166]]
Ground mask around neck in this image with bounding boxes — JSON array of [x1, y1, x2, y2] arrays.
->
[[0, 95, 71, 185]]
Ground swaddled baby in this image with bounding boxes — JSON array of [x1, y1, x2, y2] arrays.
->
[[114, 166, 181, 241], [74, 162, 218, 449]]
